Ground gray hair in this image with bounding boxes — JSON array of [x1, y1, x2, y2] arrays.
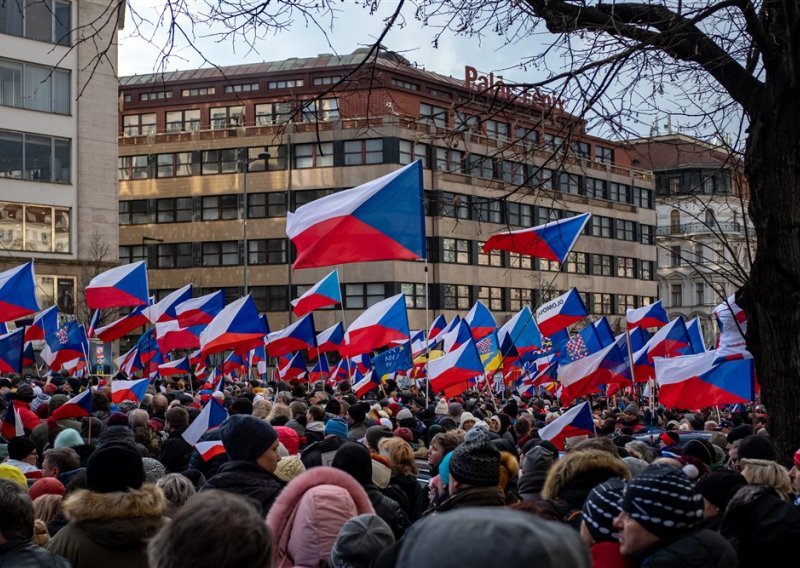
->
[[156, 473, 197, 517]]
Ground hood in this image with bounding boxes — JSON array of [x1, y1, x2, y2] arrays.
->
[[541, 449, 629, 506]]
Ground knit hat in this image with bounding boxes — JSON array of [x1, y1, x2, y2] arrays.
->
[[29, 477, 66, 501], [0, 463, 27, 487], [142, 457, 166, 483], [7, 436, 36, 460], [621, 465, 703, 539], [48, 393, 68, 413], [326, 399, 342, 416], [54, 428, 84, 449], [696, 469, 746, 510], [274, 454, 306, 483], [682, 439, 716, 467], [393, 427, 413, 443], [325, 417, 349, 440], [230, 397, 253, 415], [434, 399, 448, 415], [331, 442, 373, 486], [448, 430, 500, 487], [396, 408, 413, 422], [107, 411, 129, 428], [582, 478, 626, 543], [365, 426, 393, 451], [659, 431, 679, 445], [348, 402, 369, 423], [15, 384, 35, 402], [439, 451, 454, 487], [274, 425, 301, 455], [737, 434, 777, 461], [727, 424, 753, 445], [86, 443, 145, 493], [522, 444, 557, 484], [459, 412, 476, 428], [330, 514, 395, 568], [219, 415, 279, 461]]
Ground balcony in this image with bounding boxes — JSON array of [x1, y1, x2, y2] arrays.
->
[[657, 222, 746, 236]]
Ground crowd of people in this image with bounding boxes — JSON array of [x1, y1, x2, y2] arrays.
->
[[1, 373, 800, 567]]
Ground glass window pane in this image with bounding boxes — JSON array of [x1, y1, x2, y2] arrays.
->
[[0, 202, 24, 249], [25, 204, 51, 251], [23, 64, 51, 112], [25, 0, 52, 42], [0, 59, 22, 108], [53, 138, 69, 182], [54, 0, 70, 45], [0, 130, 23, 178], [24, 134, 51, 181], [52, 69, 70, 114]]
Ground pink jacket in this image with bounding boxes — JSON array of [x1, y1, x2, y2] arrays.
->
[[267, 466, 374, 568]]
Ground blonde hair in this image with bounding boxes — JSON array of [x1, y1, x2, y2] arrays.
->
[[740, 458, 792, 501], [378, 436, 418, 477], [252, 398, 272, 419], [267, 403, 292, 423], [33, 493, 63, 525]]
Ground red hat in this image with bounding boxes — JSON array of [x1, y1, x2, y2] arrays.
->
[[28, 477, 65, 501], [274, 425, 300, 455], [387, 403, 402, 417], [43, 383, 58, 395], [393, 427, 414, 443], [793, 448, 800, 469], [660, 431, 679, 446]]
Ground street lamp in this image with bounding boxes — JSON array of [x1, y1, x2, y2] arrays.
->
[[238, 148, 270, 295]]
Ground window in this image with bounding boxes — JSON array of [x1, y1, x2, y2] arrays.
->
[[248, 239, 287, 265], [224, 83, 259, 93], [156, 198, 192, 223], [566, 252, 588, 274], [617, 294, 636, 315], [0, 58, 70, 114], [592, 254, 613, 276], [267, 79, 304, 89], [294, 189, 335, 209], [202, 149, 238, 175], [472, 197, 504, 224], [640, 224, 653, 245], [590, 216, 612, 238], [294, 142, 333, 168], [255, 102, 292, 126], [442, 238, 471, 264], [157, 153, 192, 178], [558, 172, 582, 195], [670, 209, 681, 233], [122, 113, 157, 137], [543, 133, 564, 152], [345, 283, 387, 309], [478, 241, 503, 267], [570, 141, 590, 158], [165, 109, 200, 132], [595, 293, 613, 315], [595, 145, 614, 164], [181, 86, 215, 97], [0, 0, 71, 44], [156, 243, 192, 268], [640, 260, 654, 281], [608, 182, 630, 203], [119, 245, 146, 264], [670, 246, 681, 267], [439, 192, 469, 219], [616, 257, 635, 278], [634, 187, 654, 209], [344, 139, 383, 165], [251, 286, 289, 312], [540, 258, 560, 272], [455, 112, 480, 132], [478, 286, 504, 311], [398, 140, 428, 167], [509, 288, 533, 312], [401, 283, 426, 308], [202, 241, 239, 266], [0, 129, 70, 183], [210, 106, 245, 129], [443, 284, 471, 310], [36, 275, 75, 314], [485, 119, 510, 140], [508, 252, 532, 270], [0, 201, 69, 253], [506, 202, 532, 227], [118, 155, 148, 180], [247, 145, 287, 172], [201, 195, 239, 221], [392, 78, 419, 90], [695, 282, 705, 306], [468, 154, 494, 179], [435, 147, 465, 173], [585, 177, 606, 199], [537, 168, 557, 191], [616, 220, 635, 241], [420, 103, 448, 128], [300, 98, 339, 122], [502, 161, 525, 185], [671, 284, 682, 307], [694, 242, 705, 264], [119, 200, 148, 225], [536, 206, 556, 226], [313, 76, 342, 86], [247, 192, 286, 218], [140, 91, 172, 101]]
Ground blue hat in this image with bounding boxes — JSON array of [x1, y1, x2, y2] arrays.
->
[[439, 450, 454, 487], [325, 417, 349, 440]]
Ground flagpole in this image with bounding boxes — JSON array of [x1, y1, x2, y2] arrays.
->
[[337, 266, 354, 387], [423, 261, 432, 408], [624, 327, 637, 398]]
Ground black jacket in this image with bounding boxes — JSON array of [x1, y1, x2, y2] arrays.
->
[[158, 428, 194, 473], [300, 436, 345, 469], [384, 474, 424, 521], [432, 485, 506, 513], [635, 529, 738, 568], [201, 460, 285, 516], [0, 540, 69, 568], [364, 483, 410, 539]]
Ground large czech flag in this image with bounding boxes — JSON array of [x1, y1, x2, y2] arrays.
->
[[428, 340, 484, 393], [176, 290, 225, 328], [0, 328, 25, 374], [85, 261, 150, 309], [94, 305, 149, 342], [158, 356, 191, 377], [156, 321, 203, 353], [626, 300, 669, 330], [267, 314, 317, 358], [278, 352, 308, 382], [482, 212, 590, 263], [536, 288, 588, 338], [200, 295, 267, 356], [686, 318, 707, 354], [292, 270, 341, 317], [111, 378, 149, 404], [23, 305, 58, 342], [655, 351, 754, 408], [558, 341, 630, 405], [182, 398, 228, 446], [51, 389, 93, 419], [465, 301, 497, 340], [286, 161, 426, 269], [538, 401, 595, 450], [144, 284, 192, 323], [639, 317, 693, 363], [353, 369, 380, 397], [340, 294, 410, 357], [316, 322, 344, 354], [0, 261, 40, 322]]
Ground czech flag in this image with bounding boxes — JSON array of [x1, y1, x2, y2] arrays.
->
[[428, 340, 484, 393], [538, 401, 596, 450], [482, 212, 590, 263], [176, 290, 225, 328], [687, 318, 706, 354], [182, 398, 228, 446], [115, 346, 141, 376], [626, 300, 669, 330], [593, 318, 616, 347], [292, 270, 341, 317], [21, 341, 35, 369], [532, 360, 559, 387], [640, 317, 693, 362], [111, 377, 149, 403], [655, 352, 754, 408], [85, 261, 150, 309], [408, 329, 427, 357], [316, 322, 344, 355], [309, 354, 330, 383], [0, 261, 40, 322], [286, 161, 426, 269], [353, 369, 380, 397], [196, 440, 227, 462], [428, 314, 447, 341], [144, 284, 193, 323], [158, 356, 191, 377], [0, 328, 24, 374], [629, 327, 651, 352], [51, 389, 93, 419], [349, 353, 372, 375], [23, 305, 58, 342], [156, 321, 202, 353], [278, 352, 307, 382], [94, 305, 149, 342], [535, 288, 588, 338], [1, 401, 24, 439], [465, 301, 496, 340], [200, 295, 267, 356], [222, 351, 247, 376], [558, 341, 630, 406], [498, 307, 542, 355], [340, 294, 410, 357], [328, 360, 350, 386], [441, 319, 473, 353], [267, 314, 317, 358]]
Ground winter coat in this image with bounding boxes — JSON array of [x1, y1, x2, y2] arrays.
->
[[300, 435, 345, 469], [633, 529, 737, 568], [347, 422, 367, 442], [433, 485, 506, 513], [0, 540, 69, 568], [364, 483, 410, 539], [267, 466, 374, 568], [158, 428, 193, 472], [132, 425, 162, 458], [46, 484, 166, 568], [201, 460, 285, 517], [303, 422, 324, 447], [384, 473, 424, 521], [14, 401, 41, 433], [590, 541, 633, 568]]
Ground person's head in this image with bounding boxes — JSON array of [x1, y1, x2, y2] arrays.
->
[[580, 478, 626, 546], [695, 469, 746, 519], [329, 514, 395, 568], [152, 393, 169, 414], [7, 436, 37, 466], [128, 408, 150, 429], [624, 440, 657, 463], [156, 473, 197, 517], [306, 404, 326, 423], [740, 458, 793, 501], [41, 447, 80, 478], [331, 442, 373, 486], [428, 430, 464, 469], [86, 443, 146, 493], [164, 406, 189, 432], [32, 493, 63, 525], [737, 434, 778, 462], [790, 449, 800, 496], [324, 417, 349, 440], [28, 477, 65, 501], [378, 437, 418, 477], [148, 490, 273, 568], [447, 430, 500, 493], [0, 479, 33, 544], [219, 414, 281, 473]]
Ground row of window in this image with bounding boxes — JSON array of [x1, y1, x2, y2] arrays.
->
[[0, 57, 71, 115], [665, 242, 728, 267], [0, 128, 71, 184], [0, 201, 71, 253], [0, 0, 71, 45], [120, 239, 290, 269], [665, 282, 728, 308]]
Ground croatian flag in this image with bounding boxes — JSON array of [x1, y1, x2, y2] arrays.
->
[[353, 369, 380, 397], [428, 340, 484, 393], [499, 307, 542, 355], [292, 270, 341, 317], [278, 352, 307, 381], [158, 356, 191, 377], [0, 261, 40, 322], [182, 398, 228, 446], [196, 440, 227, 462], [1, 402, 25, 439], [85, 261, 150, 309], [535, 288, 588, 338], [340, 294, 410, 357], [626, 300, 669, 330], [144, 284, 193, 323], [51, 389, 93, 419], [94, 305, 149, 342], [176, 290, 225, 328], [111, 378, 149, 403], [267, 314, 317, 358], [465, 301, 497, 340], [538, 401, 596, 450], [482, 212, 590, 263], [655, 352, 754, 408], [286, 161, 426, 269], [24, 305, 58, 342], [428, 314, 447, 341], [316, 322, 344, 354], [200, 295, 267, 356], [0, 328, 25, 374], [558, 341, 630, 405], [156, 321, 203, 353]]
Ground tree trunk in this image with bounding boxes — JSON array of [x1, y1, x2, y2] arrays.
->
[[741, 85, 800, 465]]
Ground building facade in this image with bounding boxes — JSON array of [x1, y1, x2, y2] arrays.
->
[[118, 48, 658, 333], [628, 134, 752, 344], [0, 0, 121, 318]]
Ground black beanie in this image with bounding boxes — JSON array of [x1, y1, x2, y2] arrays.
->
[[348, 402, 368, 423], [449, 430, 500, 487], [696, 469, 746, 510], [727, 424, 753, 445], [326, 399, 342, 416], [582, 478, 626, 543], [683, 439, 716, 466], [331, 442, 372, 485], [7, 436, 36, 460], [219, 415, 278, 461], [230, 397, 254, 415], [86, 443, 145, 493], [737, 434, 777, 461]]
